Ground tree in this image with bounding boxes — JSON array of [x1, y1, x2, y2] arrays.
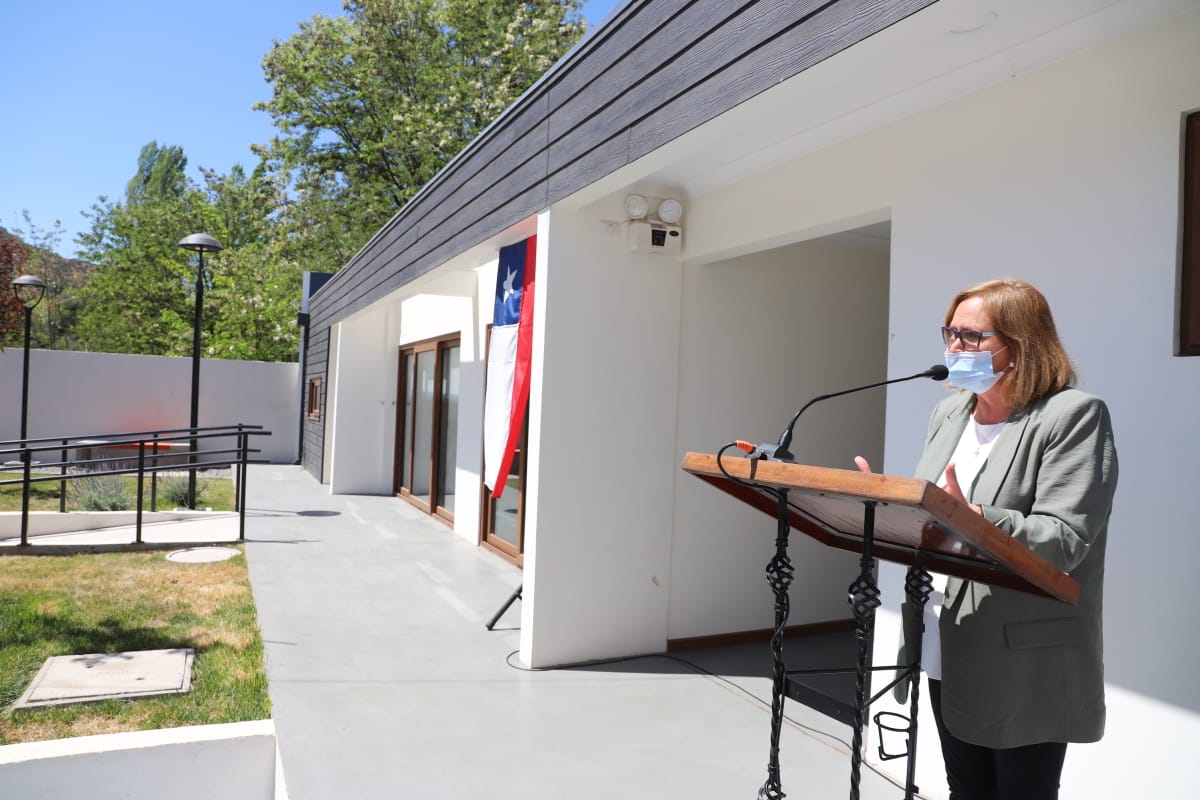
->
[[0, 229, 32, 347], [74, 144, 304, 361], [126, 142, 188, 206], [75, 143, 207, 356], [253, 0, 586, 273], [201, 164, 302, 362], [4, 212, 95, 350]]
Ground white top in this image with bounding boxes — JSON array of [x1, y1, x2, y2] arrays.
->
[[921, 415, 1006, 679]]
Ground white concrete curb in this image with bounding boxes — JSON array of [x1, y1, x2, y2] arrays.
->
[[0, 719, 283, 800]]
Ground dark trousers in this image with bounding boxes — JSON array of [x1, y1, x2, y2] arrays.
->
[[928, 679, 1068, 800]]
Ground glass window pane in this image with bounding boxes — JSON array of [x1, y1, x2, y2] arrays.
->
[[401, 353, 414, 490], [436, 345, 460, 514], [491, 486, 520, 546], [488, 413, 526, 548], [412, 350, 435, 503]]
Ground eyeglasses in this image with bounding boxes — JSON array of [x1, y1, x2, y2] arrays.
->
[[941, 326, 997, 351]]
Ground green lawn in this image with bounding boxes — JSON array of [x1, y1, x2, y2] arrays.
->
[[0, 548, 269, 744], [0, 472, 235, 513]]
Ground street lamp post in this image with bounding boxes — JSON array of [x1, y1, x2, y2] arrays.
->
[[11, 275, 47, 443], [11, 274, 46, 548], [177, 233, 224, 509]]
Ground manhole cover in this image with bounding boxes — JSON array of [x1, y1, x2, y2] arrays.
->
[[166, 546, 242, 563], [15, 649, 194, 708]]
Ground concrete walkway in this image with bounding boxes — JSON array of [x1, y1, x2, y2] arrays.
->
[[242, 465, 911, 800], [0, 512, 242, 548]]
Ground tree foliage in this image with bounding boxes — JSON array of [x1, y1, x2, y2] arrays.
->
[[75, 143, 206, 356], [0, 229, 32, 347], [126, 142, 188, 205], [3, 213, 95, 350], [75, 144, 301, 361], [253, 0, 585, 272], [201, 164, 303, 362]]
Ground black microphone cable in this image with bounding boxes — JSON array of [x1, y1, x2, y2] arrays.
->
[[771, 364, 948, 462]]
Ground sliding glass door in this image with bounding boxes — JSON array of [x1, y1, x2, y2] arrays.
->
[[395, 335, 459, 522]]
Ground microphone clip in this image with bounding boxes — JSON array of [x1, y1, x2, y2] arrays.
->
[[735, 441, 793, 462]]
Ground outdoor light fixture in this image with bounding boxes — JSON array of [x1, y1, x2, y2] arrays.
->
[[11, 274, 47, 447], [12, 274, 47, 310], [177, 233, 224, 509], [656, 198, 683, 224], [624, 194, 649, 220]]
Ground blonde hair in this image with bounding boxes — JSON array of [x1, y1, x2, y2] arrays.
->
[[945, 278, 1076, 410]]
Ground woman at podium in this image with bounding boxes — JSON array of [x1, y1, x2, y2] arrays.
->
[[876, 278, 1119, 800]]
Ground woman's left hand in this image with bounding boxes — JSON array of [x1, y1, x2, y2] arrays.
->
[[943, 462, 982, 516]]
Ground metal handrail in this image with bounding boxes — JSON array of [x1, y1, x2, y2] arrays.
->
[[1, 424, 271, 549], [0, 423, 265, 449]]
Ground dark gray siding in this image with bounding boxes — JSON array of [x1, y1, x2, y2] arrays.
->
[[302, 0, 938, 478]]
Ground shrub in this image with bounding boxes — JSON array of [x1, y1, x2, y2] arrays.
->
[[74, 475, 132, 511], [159, 476, 208, 509]]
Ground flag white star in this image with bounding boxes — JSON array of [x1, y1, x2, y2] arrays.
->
[[502, 266, 517, 303]]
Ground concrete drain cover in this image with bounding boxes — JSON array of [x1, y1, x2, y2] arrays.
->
[[14, 649, 194, 709], [166, 546, 242, 563]]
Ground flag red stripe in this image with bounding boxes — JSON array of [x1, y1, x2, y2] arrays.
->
[[491, 235, 536, 498]]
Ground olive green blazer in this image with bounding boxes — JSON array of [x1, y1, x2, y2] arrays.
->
[[898, 387, 1118, 748]]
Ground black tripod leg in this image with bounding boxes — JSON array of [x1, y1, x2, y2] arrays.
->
[[485, 583, 523, 630]]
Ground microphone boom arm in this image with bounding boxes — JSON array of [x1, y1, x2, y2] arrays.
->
[[770, 365, 947, 462]]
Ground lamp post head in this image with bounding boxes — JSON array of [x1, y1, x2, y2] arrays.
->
[[11, 274, 47, 310], [177, 233, 224, 254]]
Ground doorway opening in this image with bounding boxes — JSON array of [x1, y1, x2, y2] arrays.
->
[[395, 334, 460, 523]]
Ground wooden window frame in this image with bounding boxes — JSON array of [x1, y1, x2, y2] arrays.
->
[[306, 378, 322, 419], [1180, 111, 1200, 355], [478, 323, 527, 566], [394, 333, 460, 524], [479, 413, 527, 566]]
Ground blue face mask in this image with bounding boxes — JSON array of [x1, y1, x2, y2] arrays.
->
[[945, 347, 1008, 394]]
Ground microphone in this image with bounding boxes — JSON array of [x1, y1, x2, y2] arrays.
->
[[756, 365, 948, 462]]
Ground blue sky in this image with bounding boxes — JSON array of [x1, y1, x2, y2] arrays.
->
[[0, 0, 621, 258]]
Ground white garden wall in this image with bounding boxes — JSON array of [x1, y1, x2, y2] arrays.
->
[[0, 349, 299, 463]]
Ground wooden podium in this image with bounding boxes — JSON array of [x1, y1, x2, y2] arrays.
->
[[681, 451, 1078, 800]]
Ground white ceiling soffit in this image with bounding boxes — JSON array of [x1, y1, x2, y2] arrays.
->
[[824, 220, 893, 252], [571, 0, 1193, 205]]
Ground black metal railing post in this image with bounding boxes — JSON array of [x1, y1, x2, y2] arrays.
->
[[135, 442, 146, 544], [20, 447, 32, 547], [238, 429, 249, 541], [150, 432, 160, 512], [59, 439, 68, 513], [233, 424, 243, 514]]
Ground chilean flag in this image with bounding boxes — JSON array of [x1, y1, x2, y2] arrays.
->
[[483, 236, 536, 498]]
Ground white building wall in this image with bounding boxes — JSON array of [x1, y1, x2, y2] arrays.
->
[[0, 349, 299, 463], [670, 239, 891, 639], [328, 303, 398, 494], [520, 206, 682, 667], [398, 284, 483, 543], [674, 9, 1200, 798]]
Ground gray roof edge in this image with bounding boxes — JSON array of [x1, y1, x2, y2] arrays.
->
[[318, 0, 639, 294]]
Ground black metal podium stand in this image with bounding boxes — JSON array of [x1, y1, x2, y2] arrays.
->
[[681, 452, 1079, 800]]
